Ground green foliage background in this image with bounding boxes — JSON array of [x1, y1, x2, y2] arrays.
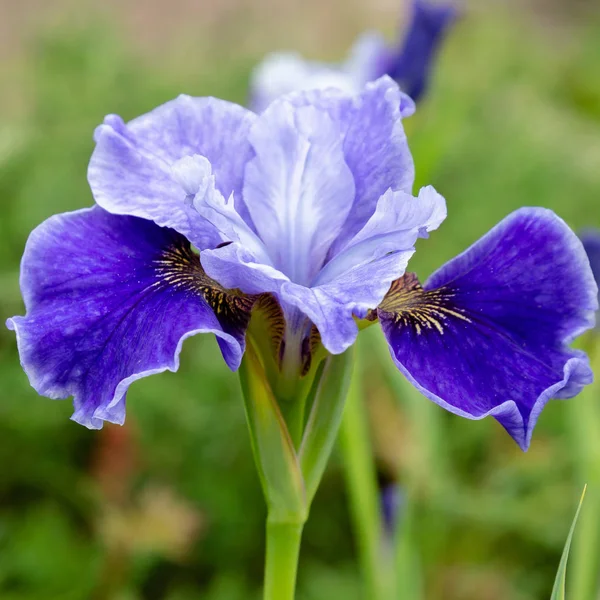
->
[[0, 5, 599, 599]]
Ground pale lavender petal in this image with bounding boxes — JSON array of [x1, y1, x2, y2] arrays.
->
[[243, 99, 355, 286], [379, 208, 598, 450], [7, 207, 253, 428], [202, 245, 413, 354], [285, 77, 416, 253], [88, 96, 257, 245], [316, 186, 446, 285]]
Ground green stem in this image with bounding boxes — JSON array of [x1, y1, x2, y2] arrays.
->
[[264, 520, 304, 600], [339, 364, 387, 600]]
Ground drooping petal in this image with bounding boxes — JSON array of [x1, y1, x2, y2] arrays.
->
[[386, 0, 457, 102], [378, 208, 598, 450], [286, 77, 415, 253], [243, 98, 355, 286], [6, 207, 255, 428], [88, 96, 257, 246]]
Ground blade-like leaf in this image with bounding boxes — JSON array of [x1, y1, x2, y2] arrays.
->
[[550, 485, 587, 600]]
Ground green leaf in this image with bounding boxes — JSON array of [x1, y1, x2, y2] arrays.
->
[[239, 341, 307, 523], [550, 485, 587, 600]]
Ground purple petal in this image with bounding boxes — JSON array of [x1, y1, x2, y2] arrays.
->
[[88, 96, 257, 246], [386, 0, 457, 102], [579, 228, 600, 316], [6, 207, 254, 428], [286, 77, 416, 254], [243, 98, 355, 286], [379, 208, 598, 450]]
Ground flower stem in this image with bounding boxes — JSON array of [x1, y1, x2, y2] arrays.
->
[[264, 520, 304, 600], [339, 363, 387, 600]]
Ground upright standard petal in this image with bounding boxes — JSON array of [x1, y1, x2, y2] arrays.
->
[[88, 96, 257, 246], [378, 208, 598, 450], [7, 207, 255, 428], [243, 98, 355, 286], [286, 77, 416, 253], [386, 0, 457, 102]]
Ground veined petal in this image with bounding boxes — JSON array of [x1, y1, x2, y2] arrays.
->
[[386, 0, 457, 102], [286, 77, 415, 253], [244, 99, 355, 286], [202, 244, 413, 355], [88, 96, 257, 245], [6, 207, 255, 428], [378, 208, 598, 450], [174, 154, 270, 263], [316, 186, 446, 285]]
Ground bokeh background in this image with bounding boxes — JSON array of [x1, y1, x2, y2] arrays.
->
[[1, 0, 600, 598]]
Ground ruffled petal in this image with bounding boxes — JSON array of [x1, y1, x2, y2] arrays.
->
[[316, 186, 446, 285], [386, 0, 457, 102], [378, 208, 598, 450], [88, 96, 257, 246], [286, 77, 415, 253], [7, 207, 255, 428], [243, 98, 355, 286]]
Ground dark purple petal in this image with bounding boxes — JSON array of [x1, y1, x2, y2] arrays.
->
[[88, 96, 257, 246], [7, 207, 254, 428], [379, 208, 598, 450], [386, 0, 457, 102]]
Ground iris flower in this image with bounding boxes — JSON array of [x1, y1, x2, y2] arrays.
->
[[7, 77, 597, 452], [250, 0, 456, 112]]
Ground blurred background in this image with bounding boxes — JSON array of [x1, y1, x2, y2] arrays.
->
[[1, 0, 600, 598]]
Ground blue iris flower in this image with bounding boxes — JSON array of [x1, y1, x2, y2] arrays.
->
[[249, 0, 457, 112], [7, 78, 597, 450]]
